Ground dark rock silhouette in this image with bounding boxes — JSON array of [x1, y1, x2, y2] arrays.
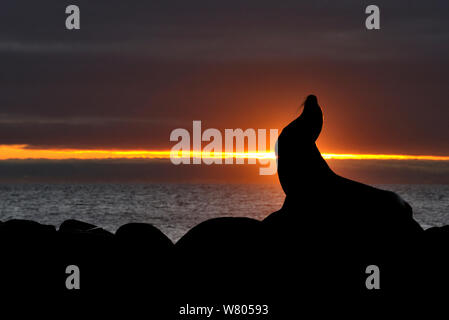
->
[[175, 217, 266, 274], [0, 217, 447, 315], [1, 219, 56, 235], [0, 220, 58, 296], [59, 219, 112, 236], [115, 222, 173, 250], [175, 217, 269, 302], [56, 219, 114, 297], [176, 217, 263, 252], [114, 223, 174, 314], [114, 223, 173, 282]]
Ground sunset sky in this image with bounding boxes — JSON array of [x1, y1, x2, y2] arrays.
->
[[0, 0, 448, 183]]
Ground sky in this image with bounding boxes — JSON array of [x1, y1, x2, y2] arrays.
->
[[0, 0, 448, 183]]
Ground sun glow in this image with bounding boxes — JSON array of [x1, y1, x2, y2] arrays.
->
[[1, 145, 449, 161]]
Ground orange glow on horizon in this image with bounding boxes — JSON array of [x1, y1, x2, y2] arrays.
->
[[1, 145, 449, 161]]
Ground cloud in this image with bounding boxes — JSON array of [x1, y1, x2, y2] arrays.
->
[[0, 114, 176, 126], [329, 159, 449, 184], [0, 158, 448, 184], [1, 1, 448, 62]]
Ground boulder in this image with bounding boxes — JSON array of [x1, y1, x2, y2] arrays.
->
[[114, 223, 174, 298], [57, 220, 114, 293], [0, 219, 56, 236], [115, 222, 173, 251], [424, 225, 449, 236], [0, 220, 58, 293], [175, 217, 267, 300], [59, 219, 113, 237], [176, 217, 264, 253]]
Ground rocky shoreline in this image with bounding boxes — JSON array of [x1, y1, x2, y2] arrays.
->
[[1, 215, 449, 316]]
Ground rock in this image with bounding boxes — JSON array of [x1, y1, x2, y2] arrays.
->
[[115, 222, 173, 250], [57, 219, 113, 251], [0, 220, 58, 293], [59, 219, 113, 237], [56, 220, 114, 292], [114, 223, 174, 298], [0, 219, 56, 236], [175, 217, 267, 301], [176, 217, 264, 253], [424, 225, 449, 235], [59, 219, 97, 231]]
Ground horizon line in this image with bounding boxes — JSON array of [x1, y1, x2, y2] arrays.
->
[[1, 145, 449, 161]]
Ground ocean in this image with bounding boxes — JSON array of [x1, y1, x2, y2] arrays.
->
[[0, 183, 448, 242]]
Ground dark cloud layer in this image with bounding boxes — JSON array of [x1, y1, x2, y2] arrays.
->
[[0, 159, 448, 184]]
